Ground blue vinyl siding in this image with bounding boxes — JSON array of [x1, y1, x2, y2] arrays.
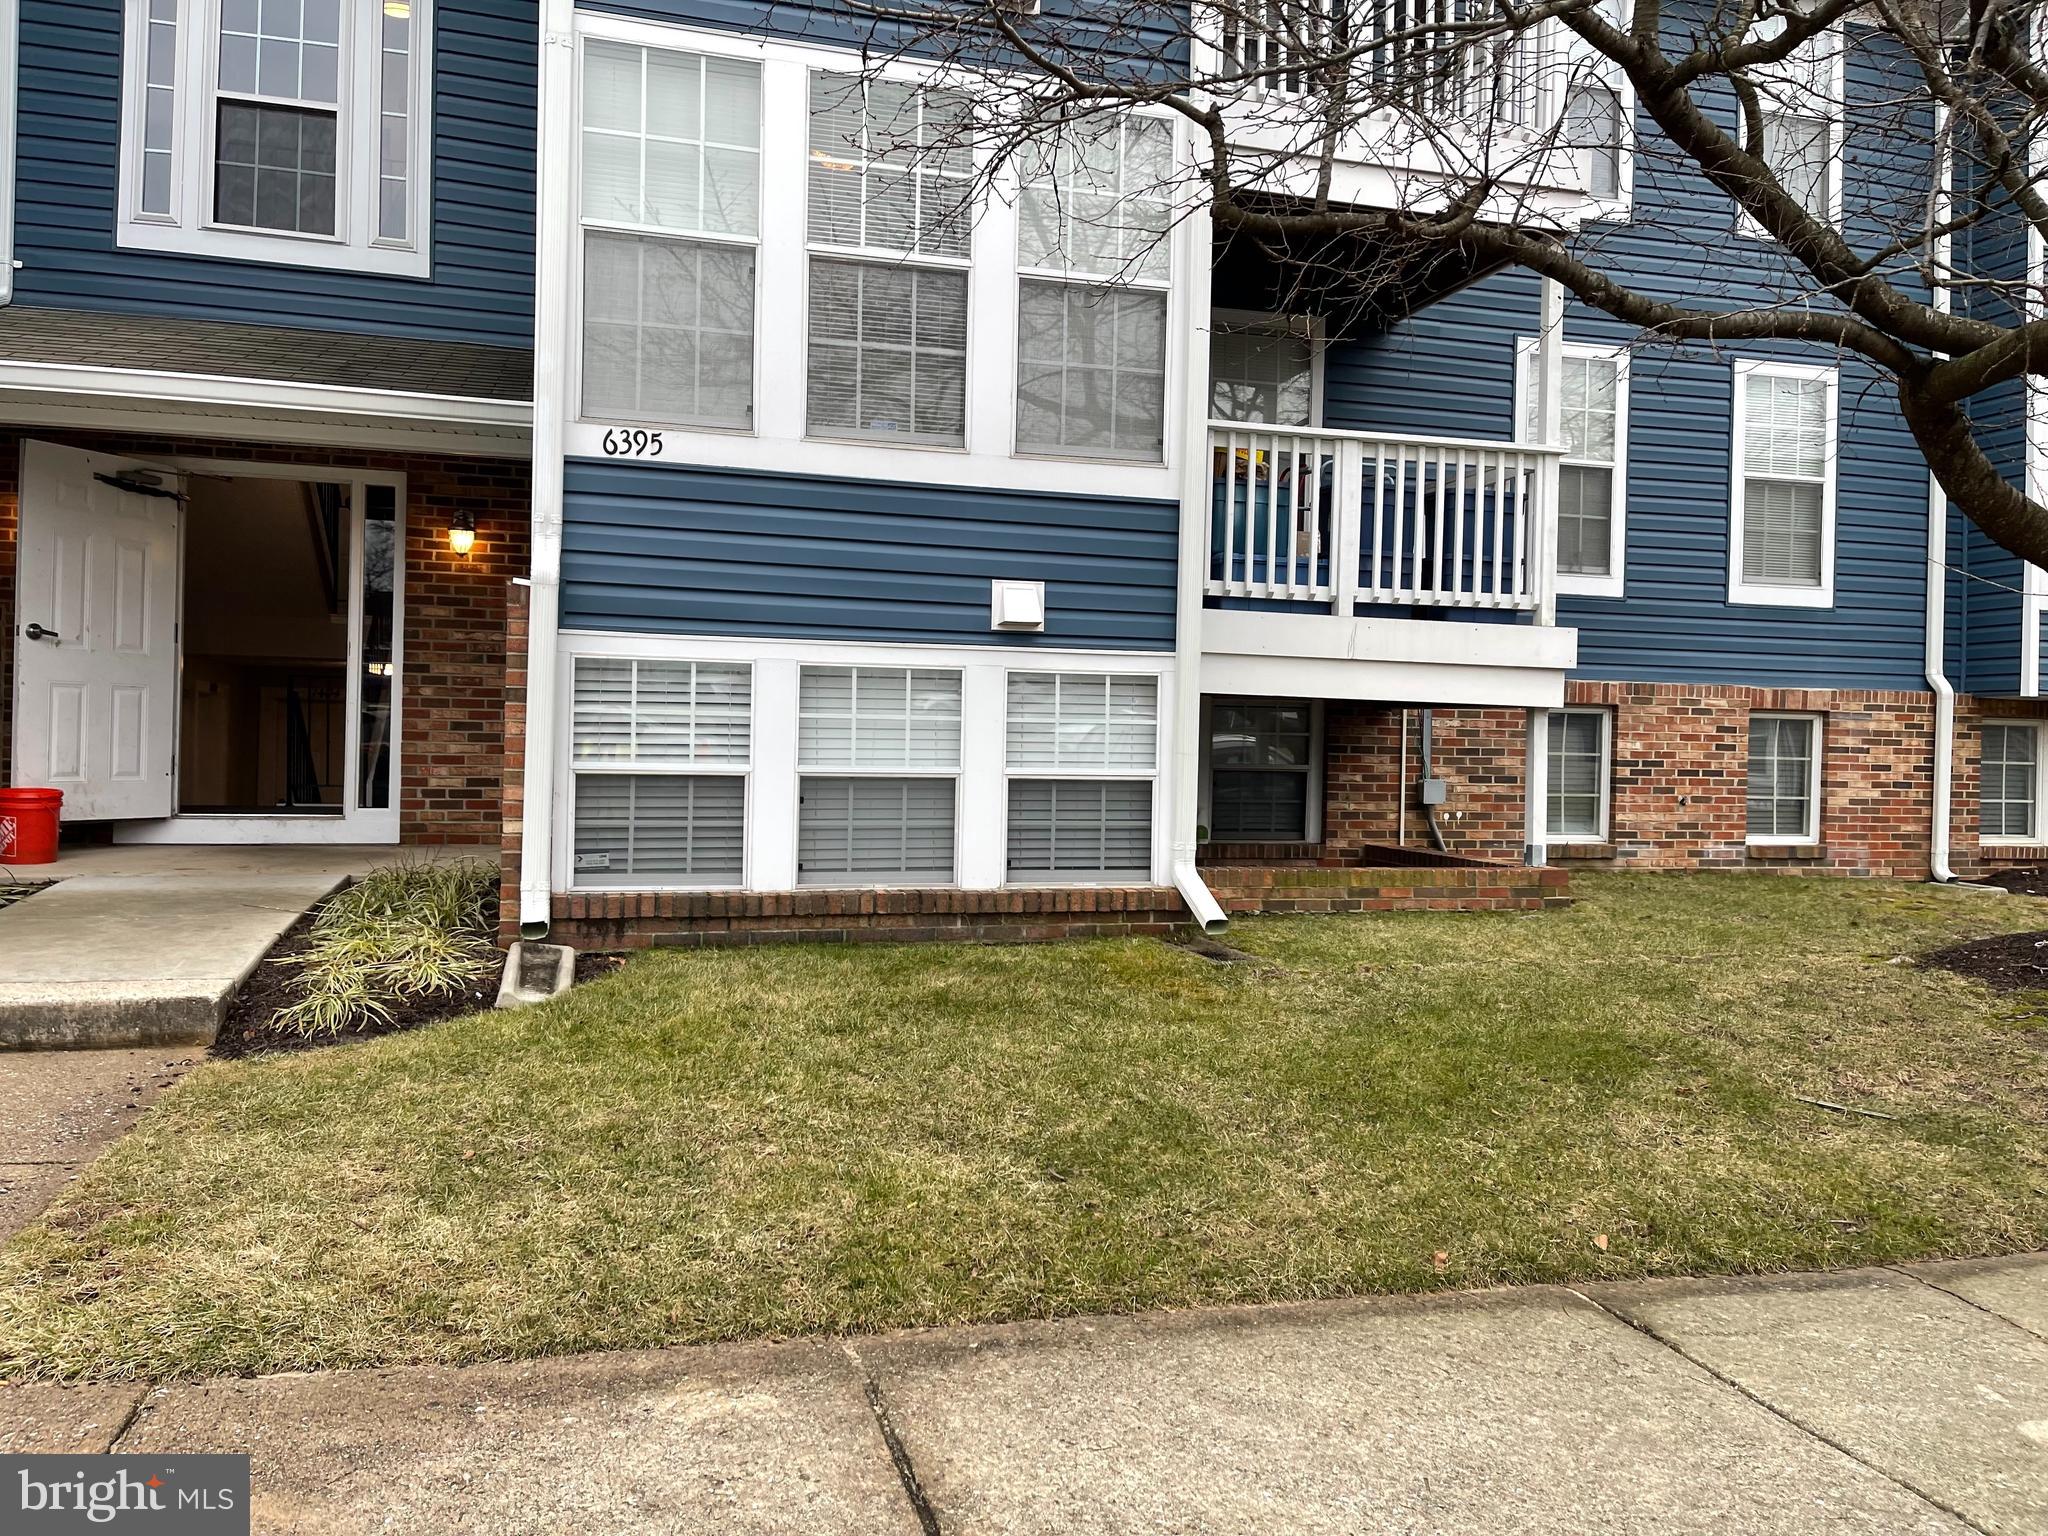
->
[[1317, 37, 1945, 692], [13, 0, 536, 346], [1953, 211, 2032, 695], [562, 461, 1178, 649]]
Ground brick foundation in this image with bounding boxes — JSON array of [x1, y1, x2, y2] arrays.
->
[[0, 430, 528, 847], [1202, 861, 1571, 915], [1316, 681, 2048, 881], [547, 886, 1192, 950]]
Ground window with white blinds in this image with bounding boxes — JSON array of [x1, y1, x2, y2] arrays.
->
[[806, 74, 972, 446], [1981, 723, 2041, 842], [1746, 713, 1821, 842], [580, 42, 760, 428], [1006, 673, 1157, 771], [1015, 114, 1173, 461], [1008, 780, 1153, 881], [797, 667, 961, 885], [1005, 672, 1158, 882], [570, 658, 751, 889], [1763, 109, 1830, 220], [1733, 364, 1834, 603], [1544, 709, 1609, 841], [1564, 83, 1624, 200]]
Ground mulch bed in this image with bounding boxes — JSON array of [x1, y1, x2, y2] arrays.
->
[[0, 881, 46, 914], [1982, 867, 2048, 897], [574, 951, 630, 984], [1923, 929, 2048, 993], [211, 904, 503, 1060]]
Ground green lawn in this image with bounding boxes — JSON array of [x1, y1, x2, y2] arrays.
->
[[6, 874, 2048, 1381]]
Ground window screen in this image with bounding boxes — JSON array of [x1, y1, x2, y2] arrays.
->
[[799, 667, 962, 769], [1741, 372, 1828, 587], [1008, 780, 1152, 880], [798, 777, 957, 884], [1982, 723, 2039, 841], [1545, 709, 1607, 838], [1747, 715, 1819, 840], [582, 230, 755, 427], [1016, 280, 1167, 460], [1007, 673, 1157, 771], [807, 260, 967, 444]]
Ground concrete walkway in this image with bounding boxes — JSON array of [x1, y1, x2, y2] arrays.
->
[[5, 1256, 2043, 1535], [0, 1047, 196, 1237], [0, 846, 401, 1047]]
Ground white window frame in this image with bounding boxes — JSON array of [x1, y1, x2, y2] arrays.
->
[[1728, 358, 1838, 609], [1734, 21, 1843, 238], [1558, 0, 1635, 219], [1000, 669, 1162, 886], [1208, 308, 1324, 428], [794, 664, 964, 888], [1745, 711, 1824, 846], [566, 657, 753, 892], [1979, 720, 2047, 846], [1540, 706, 1612, 844], [117, 0, 434, 276], [1515, 336, 1629, 598], [562, 12, 1194, 503], [550, 633, 1174, 894]]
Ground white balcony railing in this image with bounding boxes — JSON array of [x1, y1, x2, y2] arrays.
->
[[1205, 423, 1562, 618], [1218, 0, 1558, 137]]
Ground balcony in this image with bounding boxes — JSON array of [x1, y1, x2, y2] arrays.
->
[[1200, 422, 1579, 707], [1205, 1, 1601, 220]]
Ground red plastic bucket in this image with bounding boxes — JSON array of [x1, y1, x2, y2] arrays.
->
[[0, 787, 62, 865]]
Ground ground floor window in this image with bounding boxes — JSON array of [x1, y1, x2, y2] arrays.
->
[[1746, 713, 1822, 844], [1981, 722, 2042, 842], [798, 776, 958, 884], [1002, 670, 1159, 881], [1542, 708, 1611, 842], [569, 656, 753, 889], [1207, 700, 1318, 842]]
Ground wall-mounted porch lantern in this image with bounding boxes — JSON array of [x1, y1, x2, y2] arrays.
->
[[447, 510, 477, 558]]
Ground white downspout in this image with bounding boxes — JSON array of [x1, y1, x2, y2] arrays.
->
[[518, 0, 577, 935], [1169, 167, 1226, 933], [1925, 114, 1957, 884], [1525, 276, 1565, 867]]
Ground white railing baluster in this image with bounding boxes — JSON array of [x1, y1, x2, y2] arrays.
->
[[1488, 450, 1507, 607], [1367, 439, 1385, 602], [1450, 448, 1468, 603], [1261, 432, 1279, 597]]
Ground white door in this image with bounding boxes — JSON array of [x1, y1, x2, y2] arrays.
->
[[15, 442, 183, 821]]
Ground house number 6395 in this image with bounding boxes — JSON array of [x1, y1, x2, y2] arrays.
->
[[602, 428, 664, 457]]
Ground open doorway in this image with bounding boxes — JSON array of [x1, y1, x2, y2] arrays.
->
[[178, 478, 353, 815]]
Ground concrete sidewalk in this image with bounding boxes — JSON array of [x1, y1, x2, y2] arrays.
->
[[0, 846, 400, 1047], [5, 1255, 2043, 1535], [0, 1047, 195, 1237]]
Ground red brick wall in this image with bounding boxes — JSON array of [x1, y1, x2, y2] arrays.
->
[[1321, 682, 1980, 879], [0, 432, 527, 846]]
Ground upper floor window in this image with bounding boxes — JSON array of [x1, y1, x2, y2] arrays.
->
[[119, 0, 433, 276], [1740, 20, 1841, 232], [1729, 360, 1836, 607], [806, 74, 973, 447], [1564, 82, 1624, 201], [1517, 338, 1628, 598], [1016, 117, 1174, 461], [578, 40, 761, 430], [1210, 313, 1317, 427]]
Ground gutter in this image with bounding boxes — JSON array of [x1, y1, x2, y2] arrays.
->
[[517, 0, 578, 936]]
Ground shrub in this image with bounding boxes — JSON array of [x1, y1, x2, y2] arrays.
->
[[273, 861, 500, 1037]]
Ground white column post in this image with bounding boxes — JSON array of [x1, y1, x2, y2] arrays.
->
[[518, 0, 578, 932], [1524, 707, 1549, 868], [747, 659, 800, 891], [1330, 438, 1363, 618], [957, 661, 1007, 889], [1534, 276, 1565, 630]]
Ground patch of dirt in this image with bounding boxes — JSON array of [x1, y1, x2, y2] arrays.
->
[[212, 906, 503, 1060], [0, 880, 48, 914], [574, 951, 630, 984], [1923, 929, 2048, 992], [1982, 867, 2048, 897]]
